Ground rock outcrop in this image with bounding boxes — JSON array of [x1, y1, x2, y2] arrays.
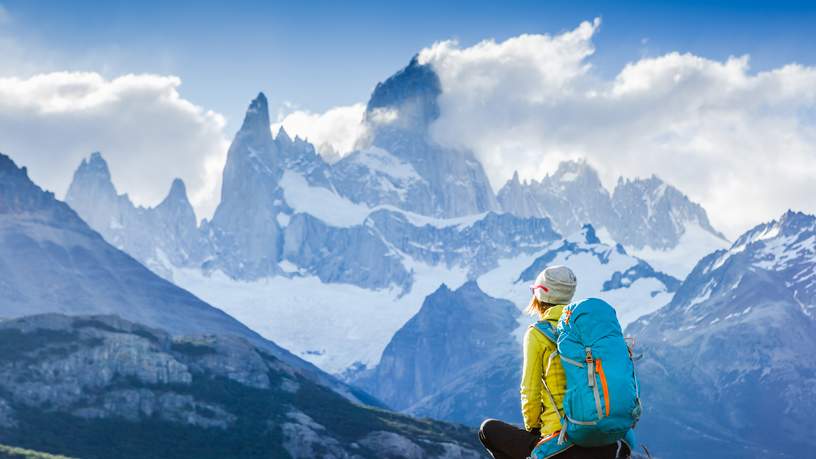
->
[[0, 314, 485, 459]]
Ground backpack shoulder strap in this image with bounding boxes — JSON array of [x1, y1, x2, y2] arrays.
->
[[532, 320, 557, 344]]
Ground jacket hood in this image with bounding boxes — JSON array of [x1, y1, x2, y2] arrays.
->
[[542, 304, 565, 322]]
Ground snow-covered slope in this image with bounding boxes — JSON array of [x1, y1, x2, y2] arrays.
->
[[478, 224, 679, 328], [626, 210, 816, 459]]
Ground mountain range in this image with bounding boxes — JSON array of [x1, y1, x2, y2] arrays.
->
[[0, 152, 487, 458], [0, 51, 810, 459], [357, 209, 816, 459], [0, 152, 366, 402], [61, 57, 725, 375]]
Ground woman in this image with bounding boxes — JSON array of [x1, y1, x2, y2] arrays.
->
[[478, 265, 630, 459]]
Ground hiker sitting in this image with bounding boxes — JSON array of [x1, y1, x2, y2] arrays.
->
[[478, 265, 634, 459]]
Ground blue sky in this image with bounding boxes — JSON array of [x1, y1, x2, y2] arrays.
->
[[5, 0, 816, 130]]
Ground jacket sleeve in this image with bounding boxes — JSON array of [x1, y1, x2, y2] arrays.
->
[[520, 327, 544, 431]]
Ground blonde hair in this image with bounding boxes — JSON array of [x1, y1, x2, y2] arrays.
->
[[526, 295, 556, 317]]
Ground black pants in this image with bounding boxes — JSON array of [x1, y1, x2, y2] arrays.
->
[[478, 419, 629, 459]]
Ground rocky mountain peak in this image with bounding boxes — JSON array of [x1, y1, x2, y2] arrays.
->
[[83, 151, 112, 178], [0, 152, 28, 182], [353, 281, 519, 412], [365, 55, 441, 131], [579, 223, 601, 244], [0, 153, 69, 217], [239, 92, 271, 135], [366, 56, 442, 120], [510, 170, 521, 185], [165, 178, 187, 201], [275, 125, 292, 146], [66, 152, 116, 194], [156, 178, 195, 221], [544, 160, 605, 191], [777, 209, 814, 234]]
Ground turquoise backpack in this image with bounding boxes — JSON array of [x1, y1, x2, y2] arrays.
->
[[533, 298, 641, 449]]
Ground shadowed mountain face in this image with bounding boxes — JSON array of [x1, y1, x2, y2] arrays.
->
[[0, 314, 485, 459], [353, 281, 520, 412], [0, 152, 366, 403], [626, 211, 816, 459]]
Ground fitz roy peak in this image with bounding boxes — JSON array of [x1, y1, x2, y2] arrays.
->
[[333, 56, 499, 217]]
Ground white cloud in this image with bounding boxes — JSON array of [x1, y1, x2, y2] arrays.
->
[[414, 18, 816, 238], [272, 103, 366, 160], [0, 72, 229, 219]]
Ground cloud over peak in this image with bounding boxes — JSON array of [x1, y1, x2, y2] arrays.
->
[[0, 71, 229, 219], [415, 19, 816, 238]]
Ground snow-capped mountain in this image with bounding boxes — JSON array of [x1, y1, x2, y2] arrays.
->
[[0, 152, 363, 402], [497, 160, 616, 237], [497, 160, 728, 277], [626, 210, 816, 459], [62, 56, 716, 377], [477, 224, 679, 327], [352, 225, 680, 424], [63, 92, 562, 373]]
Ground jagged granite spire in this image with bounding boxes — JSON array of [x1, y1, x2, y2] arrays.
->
[[166, 177, 187, 199], [64, 152, 201, 279], [156, 178, 197, 230], [239, 92, 271, 135], [65, 152, 119, 229], [365, 55, 442, 135], [208, 92, 287, 279], [611, 175, 726, 249]]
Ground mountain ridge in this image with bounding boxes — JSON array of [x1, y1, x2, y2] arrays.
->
[[624, 210, 816, 459], [0, 152, 368, 404]]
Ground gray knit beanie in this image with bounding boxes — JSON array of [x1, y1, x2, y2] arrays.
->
[[532, 265, 577, 305]]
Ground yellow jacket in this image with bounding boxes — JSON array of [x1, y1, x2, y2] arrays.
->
[[520, 304, 566, 436]]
